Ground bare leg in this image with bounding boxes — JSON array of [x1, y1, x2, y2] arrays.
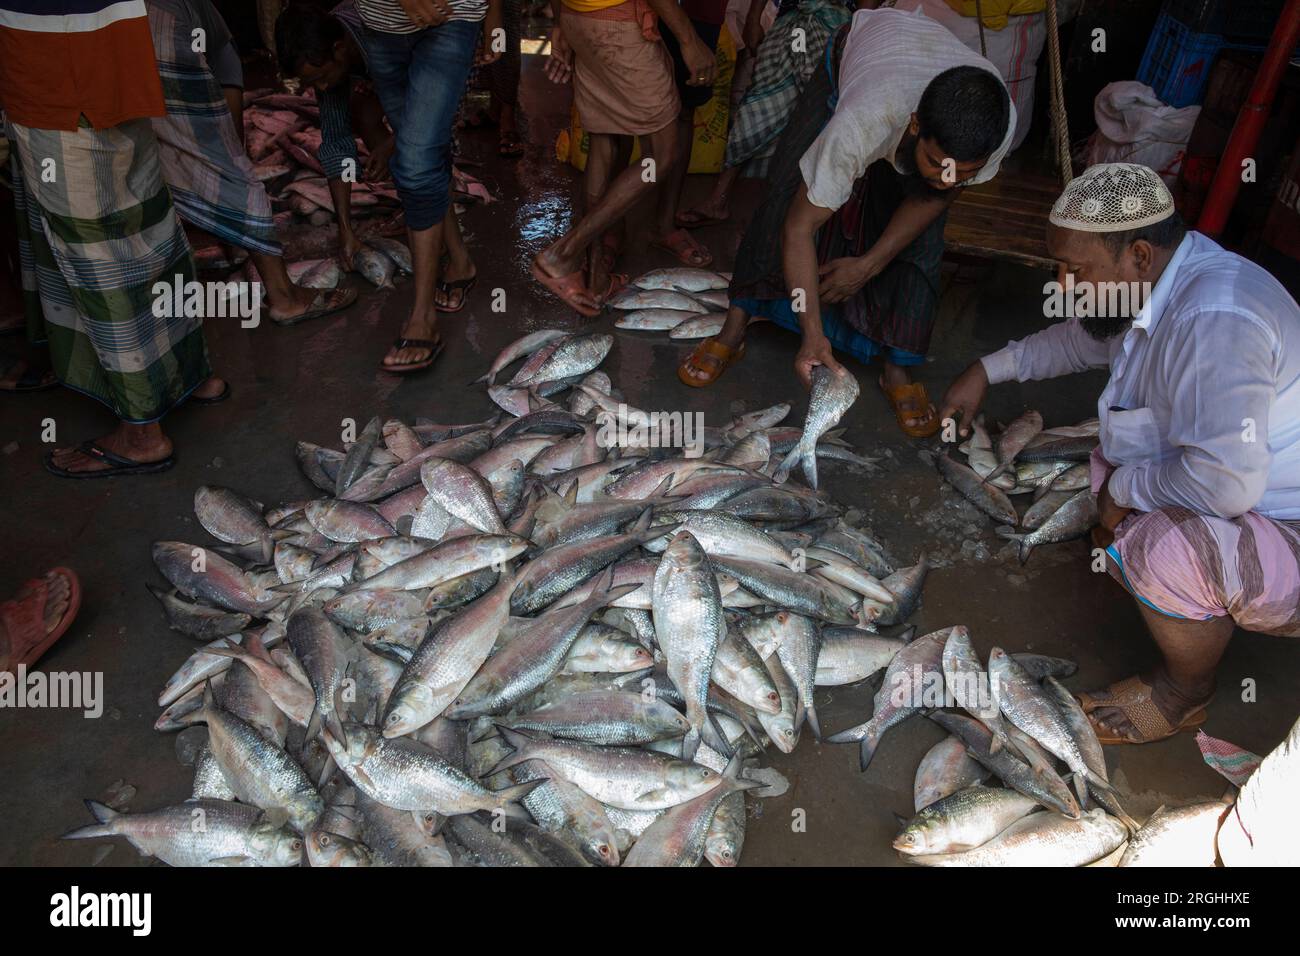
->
[[434, 202, 476, 310], [583, 133, 618, 296], [654, 111, 696, 241], [680, 165, 738, 224], [1089, 596, 1232, 741], [384, 221, 444, 367], [535, 120, 679, 285]]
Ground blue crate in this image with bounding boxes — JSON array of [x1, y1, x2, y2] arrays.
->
[[1138, 11, 1226, 107]]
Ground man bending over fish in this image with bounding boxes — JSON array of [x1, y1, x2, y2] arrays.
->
[[939, 163, 1300, 746], [678, 6, 1013, 441]]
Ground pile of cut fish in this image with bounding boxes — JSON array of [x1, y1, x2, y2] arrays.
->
[[933, 412, 1101, 563], [65, 331, 944, 867], [607, 268, 742, 340]]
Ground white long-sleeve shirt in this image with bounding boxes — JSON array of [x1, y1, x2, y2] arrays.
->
[[979, 231, 1300, 520]]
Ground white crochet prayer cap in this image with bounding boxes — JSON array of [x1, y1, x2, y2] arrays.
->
[[1048, 163, 1175, 233]]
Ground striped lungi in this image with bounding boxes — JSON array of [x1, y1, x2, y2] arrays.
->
[[724, 0, 851, 176], [8, 119, 211, 423], [728, 25, 947, 358], [1109, 506, 1300, 637], [148, 0, 282, 255]]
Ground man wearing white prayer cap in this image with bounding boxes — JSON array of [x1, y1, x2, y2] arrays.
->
[[940, 162, 1300, 746]]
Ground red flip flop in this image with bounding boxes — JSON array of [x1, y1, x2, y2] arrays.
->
[[652, 228, 713, 268], [530, 260, 601, 317], [1, 567, 82, 672]]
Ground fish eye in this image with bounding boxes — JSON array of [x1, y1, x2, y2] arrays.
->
[[319, 834, 331, 846], [598, 845, 611, 857], [291, 840, 303, 851]]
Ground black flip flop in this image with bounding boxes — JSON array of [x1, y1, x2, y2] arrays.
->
[[381, 337, 444, 374], [189, 380, 231, 405], [44, 441, 175, 479], [435, 274, 477, 314]]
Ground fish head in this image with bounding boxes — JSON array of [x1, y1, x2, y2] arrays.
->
[[251, 818, 305, 866], [667, 761, 722, 797], [761, 713, 799, 753], [891, 819, 938, 856], [381, 684, 431, 738], [705, 831, 741, 867]]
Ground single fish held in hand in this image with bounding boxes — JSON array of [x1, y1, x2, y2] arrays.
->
[[775, 365, 860, 490]]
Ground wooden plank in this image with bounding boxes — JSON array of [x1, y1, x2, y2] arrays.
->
[[943, 173, 1061, 271]]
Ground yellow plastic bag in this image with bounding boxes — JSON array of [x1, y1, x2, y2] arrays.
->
[[560, 26, 737, 174]]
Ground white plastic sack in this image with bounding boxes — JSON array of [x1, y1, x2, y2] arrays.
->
[[1084, 81, 1201, 184]]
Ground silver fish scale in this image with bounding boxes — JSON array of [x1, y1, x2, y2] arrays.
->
[[207, 707, 322, 830], [705, 790, 746, 866], [355, 791, 453, 867], [914, 810, 1126, 866], [653, 534, 726, 746], [512, 759, 620, 864], [519, 740, 714, 811], [354, 733, 502, 814], [625, 786, 731, 866], [109, 802, 299, 867], [990, 653, 1089, 779], [509, 691, 686, 745], [512, 531, 645, 614], [191, 745, 237, 801], [287, 609, 347, 714], [515, 334, 612, 387], [774, 614, 821, 725]]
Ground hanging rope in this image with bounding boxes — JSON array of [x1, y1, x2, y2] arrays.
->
[[1044, 0, 1072, 185]]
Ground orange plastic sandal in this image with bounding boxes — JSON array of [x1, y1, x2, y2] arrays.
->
[[880, 379, 941, 438], [678, 337, 745, 388]]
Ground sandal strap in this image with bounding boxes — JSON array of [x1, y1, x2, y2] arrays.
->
[[0, 576, 49, 647], [77, 441, 146, 468], [1081, 675, 1181, 743]]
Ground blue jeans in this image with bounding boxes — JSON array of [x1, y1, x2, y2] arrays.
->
[[362, 20, 480, 229]]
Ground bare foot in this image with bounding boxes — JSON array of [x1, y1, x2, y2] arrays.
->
[[434, 258, 477, 311], [48, 423, 173, 475], [383, 310, 441, 369], [192, 376, 227, 400], [880, 365, 934, 430], [267, 283, 322, 323]]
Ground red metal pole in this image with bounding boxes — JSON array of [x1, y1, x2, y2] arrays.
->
[[1197, 0, 1300, 237]]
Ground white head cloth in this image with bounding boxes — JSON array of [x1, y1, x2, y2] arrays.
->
[[1048, 163, 1175, 233]]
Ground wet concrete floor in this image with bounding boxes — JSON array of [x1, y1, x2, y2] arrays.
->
[[3, 30, 1298, 866]]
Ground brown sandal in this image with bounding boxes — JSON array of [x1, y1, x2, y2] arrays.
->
[[678, 337, 745, 388], [1077, 675, 1208, 746], [879, 379, 941, 438]]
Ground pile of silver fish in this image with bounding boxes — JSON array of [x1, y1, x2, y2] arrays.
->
[[935, 413, 1101, 562], [608, 268, 739, 339], [847, 625, 1146, 866], [65, 329, 948, 867]]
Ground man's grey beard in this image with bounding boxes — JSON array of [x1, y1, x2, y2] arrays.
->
[[1080, 315, 1131, 340]]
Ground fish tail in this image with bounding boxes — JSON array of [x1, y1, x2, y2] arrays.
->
[[1018, 539, 1036, 565], [681, 727, 702, 763], [773, 444, 801, 486], [491, 778, 547, 816], [486, 725, 535, 776], [824, 716, 874, 745], [324, 707, 348, 750], [304, 701, 323, 745], [700, 713, 733, 759], [805, 702, 823, 743], [802, 449, 819, 491], [858, 728, 882, 772], [63, 800, 119, 840]]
